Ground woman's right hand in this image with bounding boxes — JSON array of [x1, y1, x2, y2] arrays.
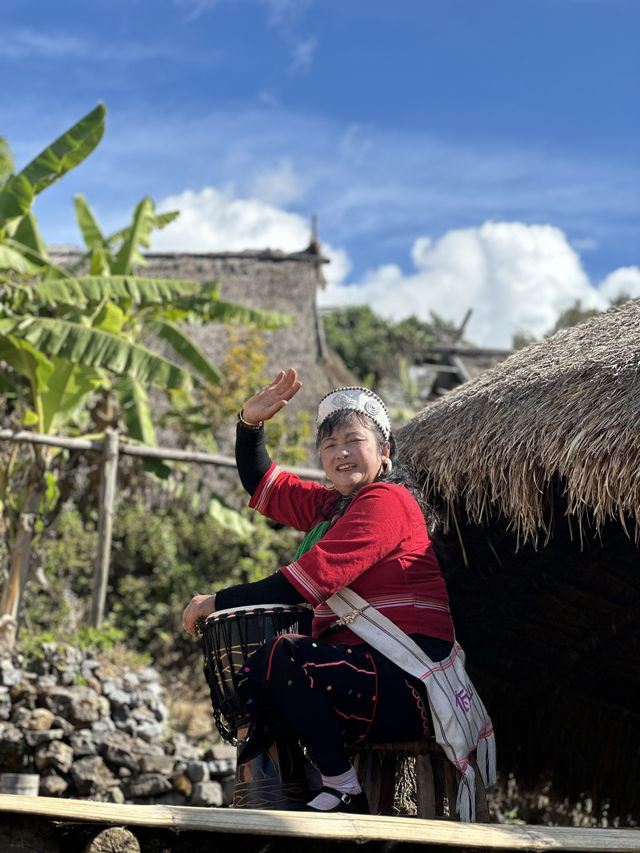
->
[[241, 368, 302, 425], [182, 594, 217, 637]]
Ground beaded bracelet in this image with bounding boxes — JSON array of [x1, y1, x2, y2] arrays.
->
[[237, 409, 264, 431]]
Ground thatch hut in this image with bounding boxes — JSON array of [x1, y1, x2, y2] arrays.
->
[[398, 299, 640, 823]]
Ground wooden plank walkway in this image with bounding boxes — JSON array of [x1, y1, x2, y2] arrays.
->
[[0, 795, 639, 851]]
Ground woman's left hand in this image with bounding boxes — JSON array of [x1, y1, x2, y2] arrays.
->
[[182, 594, 216, 636]]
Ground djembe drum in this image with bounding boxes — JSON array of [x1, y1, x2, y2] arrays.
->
[[200, 604, 314, 809]]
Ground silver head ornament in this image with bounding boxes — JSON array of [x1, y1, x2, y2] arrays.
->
[[317, 386, 391, 440]]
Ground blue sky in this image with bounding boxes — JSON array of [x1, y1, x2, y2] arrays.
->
[[2, 0, 639, 346]]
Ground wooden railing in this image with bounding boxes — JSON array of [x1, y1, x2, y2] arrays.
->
[[0, 429, 324, 629]]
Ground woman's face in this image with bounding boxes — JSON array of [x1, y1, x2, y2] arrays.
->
[[319, 417, 390, 496]]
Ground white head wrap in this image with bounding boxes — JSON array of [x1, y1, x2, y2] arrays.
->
[[317, 386, 391, 440]]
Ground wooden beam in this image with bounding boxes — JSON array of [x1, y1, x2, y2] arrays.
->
[[0, 796, 638, 851], [0, 430, 325, 481]]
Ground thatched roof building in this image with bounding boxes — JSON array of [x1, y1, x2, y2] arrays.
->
[[398, 299, 640, 822]]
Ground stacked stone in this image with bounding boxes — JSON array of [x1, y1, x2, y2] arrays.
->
[[0, 643, 236, 806]]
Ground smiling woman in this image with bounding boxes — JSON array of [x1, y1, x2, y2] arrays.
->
[[181, 369, 492, 816]]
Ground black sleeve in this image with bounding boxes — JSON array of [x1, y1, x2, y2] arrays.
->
[[235, 422, 272, 495], [215, 571, 304, 609]]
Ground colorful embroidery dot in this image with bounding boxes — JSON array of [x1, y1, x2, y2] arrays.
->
[[326, 685, 332, 691], [312, 642, 317, 648], [287, 680, 293, 686]]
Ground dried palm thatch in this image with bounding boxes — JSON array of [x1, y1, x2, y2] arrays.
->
[[397, 301, 640, 824], [398, 299, 640, 547]]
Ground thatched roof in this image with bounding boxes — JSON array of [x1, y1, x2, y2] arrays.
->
[[400, 299, 640, 546], [397, 300, 640, 823]]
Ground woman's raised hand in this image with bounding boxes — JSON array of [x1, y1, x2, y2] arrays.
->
[[242, 368, 302, 425]]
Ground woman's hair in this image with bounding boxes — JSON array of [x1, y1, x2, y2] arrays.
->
[[315, 409, 441, 535]]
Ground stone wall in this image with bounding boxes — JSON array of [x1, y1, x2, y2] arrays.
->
[[49, 245, 355, 426], [0, 644, 235, 806]]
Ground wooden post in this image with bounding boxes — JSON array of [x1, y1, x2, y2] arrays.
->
[[91, 429, 119, 629], [0, 448, 47, 651]]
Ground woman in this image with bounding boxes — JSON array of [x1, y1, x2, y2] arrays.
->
[[183, 368, 455, 814]]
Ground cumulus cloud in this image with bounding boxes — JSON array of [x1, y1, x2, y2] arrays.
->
[[318, 221, 620, 347], [598, 267, 640, 303], [150, 185, 347, 287], [152, 187, 310, 252], [151, 194, 635, 347]]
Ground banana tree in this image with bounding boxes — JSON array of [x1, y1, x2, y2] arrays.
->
[[0, 105, 292, 643]]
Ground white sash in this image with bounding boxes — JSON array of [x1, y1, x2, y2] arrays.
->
[[326, 587, 496, 821]]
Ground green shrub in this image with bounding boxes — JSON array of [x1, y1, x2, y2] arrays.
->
[[21, 499, 302, 673]]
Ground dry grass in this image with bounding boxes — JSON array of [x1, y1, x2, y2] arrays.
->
[[398, 299, 640, 547]]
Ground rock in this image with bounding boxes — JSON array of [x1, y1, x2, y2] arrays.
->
[[0, 657, 23, 686], [103, 685, 135, 709], [186, 760, 209, 783], [10, 679, 38, 710], [155, 791, 189, 806], [100, 732, 142, 772], [105, 785, 126, 804], [0, 721, 25, 770], [23, 728, 65, 749], [208, 758, 236, 776], [39, 771, 69, 797], [0, 642, 232, 807], [40, 686, 110, 727], [0, 686, 11, 720], [171, 772, 192, 799], [91, 717, 116, 736], [69, 730, 98, 757], [190, 780, 223, 807], [125, 773, 173, 799], [51, 715, 75, 736], [17, 707, 55, 731], [71, 755, 116, 795], [203, 742, 237, 761], [135, 720, 164, 742], [35, 740, 74, 774], [163, 732, 199, 760], [139, 753, 175, 775]]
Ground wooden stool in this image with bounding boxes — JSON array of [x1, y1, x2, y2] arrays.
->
[[352, 740, 490, 821]]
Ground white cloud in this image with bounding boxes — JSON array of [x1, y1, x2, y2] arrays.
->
[[289, 36, 316, 73], [150, 192, 634, 349], [318, 221, 614, 347], [0, 29, 87, 60], [150, 185, 348, 289], [598, 266, 640, 302], [0, 28, 185, 62], [151, 187, 310, 253], [250, 158, 307, 205]]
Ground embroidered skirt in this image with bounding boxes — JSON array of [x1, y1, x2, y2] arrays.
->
[[237, 633, 449, 775]]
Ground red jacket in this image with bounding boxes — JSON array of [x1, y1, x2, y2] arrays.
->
[[249, 463, 454, 645]]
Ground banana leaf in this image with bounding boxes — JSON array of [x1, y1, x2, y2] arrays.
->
[[73, 193, 105, 250], [0, 173, 34, 232], [28, 275, 204, 309], [0, 315, 197, 391], [146, 318, 222, 384], [19, 104, 106, 197]]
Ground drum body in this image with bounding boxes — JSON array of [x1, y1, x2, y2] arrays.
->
[[201, 603, 313, 742], [200, 603, 313, 809]]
